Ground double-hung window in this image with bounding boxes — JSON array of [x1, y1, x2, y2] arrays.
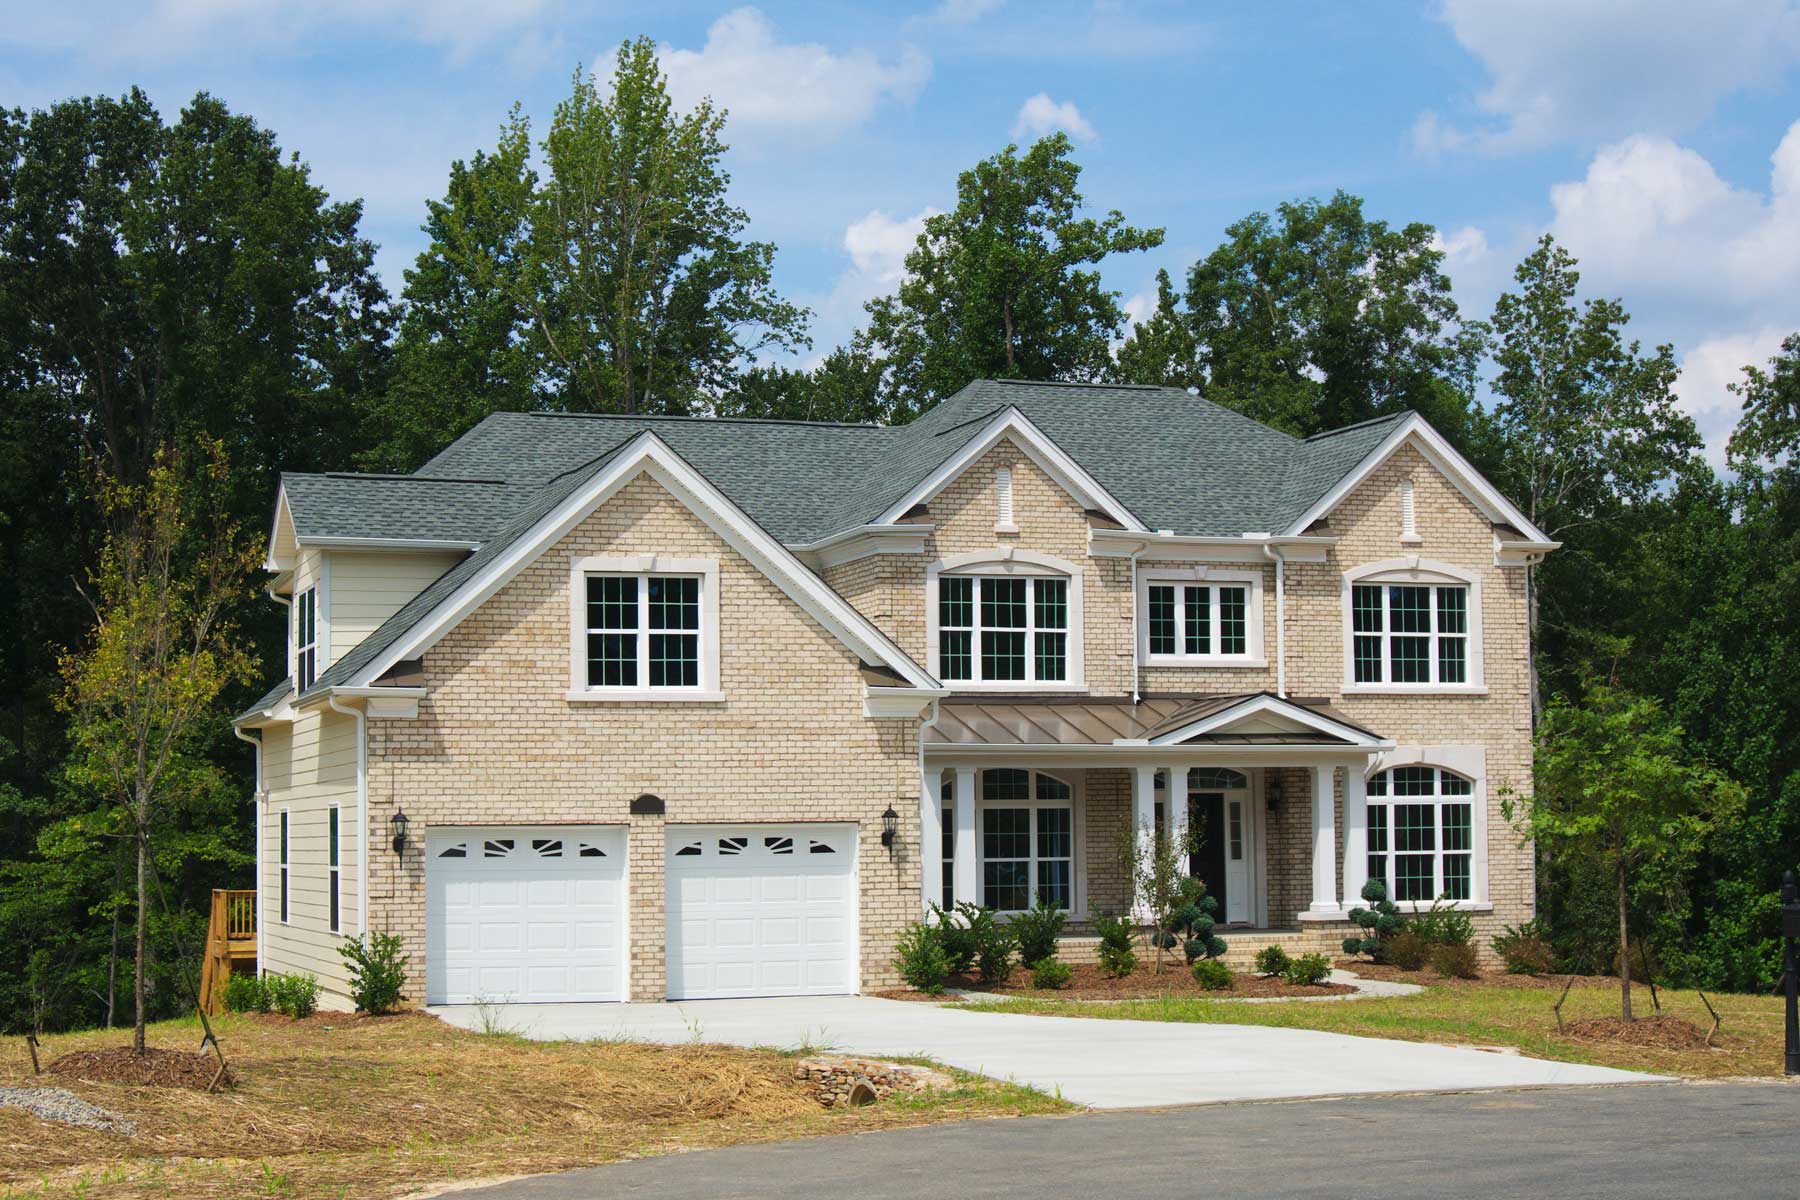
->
[[1344, 561, 1482, 690], [294, 587, 318, 690], [940, 779, 955, 911], [938, 575, 1069, 684], [1147, 581, 1250, 659], [1365, 766, 1475, 904], [978, 768, 1073, 912], [327, 805, 341, 933], [571, 558, 719, 699], [278, 809, 290, 924]]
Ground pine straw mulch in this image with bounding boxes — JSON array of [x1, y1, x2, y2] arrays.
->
[[48, 1046, 232, 1091], [876, 960, 1355, 1002], [3, 1010, 1064, 1200], [1563, 1015, 1713, 1049]]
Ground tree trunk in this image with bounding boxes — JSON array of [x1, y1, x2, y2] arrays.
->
[[135, 828, 148, 1054], [1616, 856, 1633, 1022], [1003, 298, 1016, 371], [106, 846, 123, 1030]]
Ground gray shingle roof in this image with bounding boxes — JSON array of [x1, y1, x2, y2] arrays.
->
[[281, 473, 520, 544]]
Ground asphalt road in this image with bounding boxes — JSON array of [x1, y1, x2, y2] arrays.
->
[[455, 1081, 1800, 1199]]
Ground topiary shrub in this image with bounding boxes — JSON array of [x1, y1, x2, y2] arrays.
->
[[1093, 911, 1139, 978], [1253, 944, 1293, 978], [1169, 878, 1227, 965], [1491, 922, 1555, 975], [1412, 897, 1475, 948], [223, 972, 270, 1014], [1430, 941, 1481, 980], [1030, 958, 1073, 990], [267, 972, 320, 1018], [1284, 952, 1333, 987], [1383, 929, 1429, 971], [1344, 878, 1404, 959], [1191, 959, 1234, 990], [1012, 898, 1067, 967], [894, 921, 951, 994], [339, 931, 409, 1015]]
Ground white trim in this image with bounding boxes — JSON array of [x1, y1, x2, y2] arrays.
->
[[1137, 566, 1267, 667], [347, 432, 941, 693], [566, 555, 722, 701], [326, 694, 370, 936], [277, 806, 290, 926], [926, 549, 1085, 690], [1091, 529, 1335, 563], [264, 489, 299, 573], [1399, 479, 1421, 544], [1367, 743, 1490, 908], [994, 466, 1017, 533], [326, 803, 342, 934], [1284, 414, 1554, 543], [875, 407, 1145, 532], [866, 687, 942, 719], [1145, 693, 1386, 748], [972, 767, 1083, 915], [301, 536, 482, 552], [791, 524, 933, 570], [318, 553, 333, 674], [1340, 557, 1486, 694]]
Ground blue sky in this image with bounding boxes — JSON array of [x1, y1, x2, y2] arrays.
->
[[8, 1, 1800, 461]]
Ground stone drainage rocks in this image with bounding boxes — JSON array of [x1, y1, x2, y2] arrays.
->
[[0, 1086, 136, 1135], [793, 1056, 955, 1108]]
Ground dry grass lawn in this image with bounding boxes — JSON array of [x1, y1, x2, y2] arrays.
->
[[1, 1010, 1068, 1199]]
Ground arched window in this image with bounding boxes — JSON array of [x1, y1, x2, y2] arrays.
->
[[1366, 766, 1475, 902], [1342, 559, 1483, 691], [978, 768, 1074, 911], [928, 550, 1084, 688]]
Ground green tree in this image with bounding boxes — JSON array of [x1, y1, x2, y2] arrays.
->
[[58, 442, 260, 1051], [1728, 331, 1800, 469], [1183, 191, 1482, 438], [861, 133, 1163, 419], [715, 347, 887, 423], [1503, 650, 1745, 1019], [1111, 269, 1203, 389]]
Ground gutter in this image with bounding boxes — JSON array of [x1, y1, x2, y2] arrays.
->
[[326, 694, 370, 938], [233, 725, 265, 977], [1124, 537, 1152, 704], [1261, 542, 1288, 699]]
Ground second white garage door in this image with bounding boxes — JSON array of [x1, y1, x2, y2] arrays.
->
[[665, 824, 857, 1000]]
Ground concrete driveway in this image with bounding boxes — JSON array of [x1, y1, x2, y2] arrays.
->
[[431, 996, 1659, 1108]]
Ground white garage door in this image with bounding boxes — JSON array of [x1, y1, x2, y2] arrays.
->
[[665, 824, 857, 1000], [425, 825, 626, 1005]]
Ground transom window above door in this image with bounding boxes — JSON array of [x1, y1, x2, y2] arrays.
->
[[1138, 570, 1264, 665], [928, 551, 1084, 689], [567, 556, 721, 700]]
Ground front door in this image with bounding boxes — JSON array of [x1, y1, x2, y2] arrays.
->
[[1188, 791, 1252, 924]]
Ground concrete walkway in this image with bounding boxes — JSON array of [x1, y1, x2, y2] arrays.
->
[[430, 995, 1660, 1108]]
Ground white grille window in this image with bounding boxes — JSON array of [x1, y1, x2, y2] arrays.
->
[[294, 587, 317, 690], [1366, 766, 1476, 903], [1139, 571, 1264, 664], [569, 557, 720, 700], [939, 575, 1068, 683]]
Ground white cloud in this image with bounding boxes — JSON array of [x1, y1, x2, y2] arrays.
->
[[1430, 225, 1491, 273], [1416, 0, 1800, 154], [658, 8, 930, 142], [1673, 329, 1788, 470], [1012, 92, 1097, 143], [842, 208, 934, 286], [925, 0, 1004, 24]]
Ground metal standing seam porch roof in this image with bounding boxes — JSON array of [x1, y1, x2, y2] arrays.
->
[[925, 693, 1386, 748]]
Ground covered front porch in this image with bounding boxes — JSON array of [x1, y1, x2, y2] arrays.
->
[[920, 693, 1395, 938]]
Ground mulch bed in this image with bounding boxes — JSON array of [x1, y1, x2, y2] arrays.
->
[[878, 961, 1355, 1002], [47, 1047, 233, 1092], [1563, 1015, 1712, 1049]]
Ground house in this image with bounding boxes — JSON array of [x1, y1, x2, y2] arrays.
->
[[233, 379, 1557, 1008]]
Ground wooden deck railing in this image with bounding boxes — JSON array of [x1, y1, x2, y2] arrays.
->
[[200, 888, 258, 1013]]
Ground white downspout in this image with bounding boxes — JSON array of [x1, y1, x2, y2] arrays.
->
[[233, 725, 265, 975], [327, 694, 370, 937], [1126, 539, 1151, 704], [1262, 544, 1287, 699]]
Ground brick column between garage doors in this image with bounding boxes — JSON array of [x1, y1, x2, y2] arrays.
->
[[629, 812, 667, 1001]]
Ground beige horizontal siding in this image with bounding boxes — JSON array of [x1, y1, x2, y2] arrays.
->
[[327, 549, 463, 664]]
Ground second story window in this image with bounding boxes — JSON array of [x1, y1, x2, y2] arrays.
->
[[1341, 559, 1483, 692], [939, 575, 1068, 684], [294, 587, 317, 689], [1138, 570, 1264, 665], [569, 556, 721, 700]]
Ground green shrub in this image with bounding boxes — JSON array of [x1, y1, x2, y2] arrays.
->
[[1283, 952, 1332, 987], [1030, 958, 1073, 989], [1092, 912, 1139, 978], [1252, 944, 1292, 977], [1491, 922, 1556, 975], [1191, 959, 1234, 990], [1430, 941, 1481, 980], [267, 972, 320, 1019], [1412, 897, 1475, 947], [222, 972, 270, 1014], [893, 922, 951, 994], [339, 931, 409, 1015], [928, 902, 981, 975], [973, 920, 1018, 985], [1344, 878, 1403, 959], [1012, 899, 1067, 966], [1383, 929, 1429, 971]]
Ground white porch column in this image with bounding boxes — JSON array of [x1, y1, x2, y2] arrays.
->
[[1168, 765, 1190, 859], [1132, 765, 1158, 919], [920, 768, 943, 917], [1307, 764, 1340, 915], [953, 767, 978, 911], [1341, 762, 1369, 912]]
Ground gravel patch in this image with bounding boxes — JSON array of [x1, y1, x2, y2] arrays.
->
[[0, 1086, 136, 1136]]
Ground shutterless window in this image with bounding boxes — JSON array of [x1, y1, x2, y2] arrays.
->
[[940, 779, 955, 911], [1147, 582, 1249, 657], [327, 805, 341, 933], [939, 576, 1067, 683], [278, 810, 290, 924], [1352, 584, 1467, 684], [1365, 766, 1474, 903], [979, 769, 1072, 912], [584, 575, 701, 689], [294, 587, 317, 690]]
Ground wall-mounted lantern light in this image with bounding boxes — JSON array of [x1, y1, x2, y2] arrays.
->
[[390, 808, 410, 856], [1265, 779, 1282, 815], [880, 805, 899, 847]]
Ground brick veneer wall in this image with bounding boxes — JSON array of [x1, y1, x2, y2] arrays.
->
[[363, 471, 920, 1001]]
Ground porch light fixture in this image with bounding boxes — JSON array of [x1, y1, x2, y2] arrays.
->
[[880, 805, 898, 848], [389, 808, 410, 856], [1265, 779, 1282, 815]]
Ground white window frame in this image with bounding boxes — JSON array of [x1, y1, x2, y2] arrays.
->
[[278, 808, 290, 925], [1137, 567, 1266, 667], [327, 804, 341, 934], [1364, 764, 1483, 910], [926, 549, 1085, 691], [294, 585, 319, 690], [567, 555, 722, 701], [1340, 558, 1485, 694], [1367, 744, 1490, 911], [974, 767, 1081, 914]]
